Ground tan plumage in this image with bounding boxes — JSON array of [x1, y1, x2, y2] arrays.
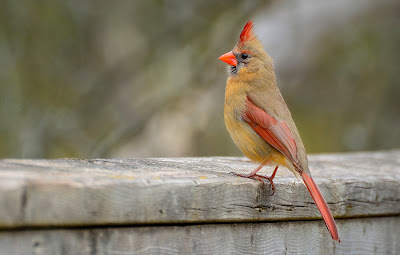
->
[[219, 20, 340, 242]]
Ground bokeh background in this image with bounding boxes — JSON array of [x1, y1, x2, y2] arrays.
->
[[0, 0, 399, 159]]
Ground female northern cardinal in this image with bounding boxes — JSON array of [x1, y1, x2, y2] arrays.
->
[[219, 20, 340, 242]]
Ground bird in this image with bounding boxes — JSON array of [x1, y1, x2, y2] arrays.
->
[[218, 20, 340, 242]]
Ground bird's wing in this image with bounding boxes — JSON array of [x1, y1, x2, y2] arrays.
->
[[242, 96, 301, 171]]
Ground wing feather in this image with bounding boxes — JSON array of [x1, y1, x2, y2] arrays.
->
[[243, 96, 300, 169]]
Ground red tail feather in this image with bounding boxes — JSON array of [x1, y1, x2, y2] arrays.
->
[[301, 172, 340, 242]]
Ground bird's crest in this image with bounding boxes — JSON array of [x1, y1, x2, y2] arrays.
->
[[239, 20, 254, 43]]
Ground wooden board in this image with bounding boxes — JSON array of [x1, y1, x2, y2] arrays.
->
[[0, 216, 399, 255], [0, 151, 399, 228]]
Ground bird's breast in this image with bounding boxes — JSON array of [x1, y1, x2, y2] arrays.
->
[[224, 81, 277, 164]]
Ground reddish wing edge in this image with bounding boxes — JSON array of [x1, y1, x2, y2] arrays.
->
[[243, 96, 340, 242], [243, 96, 299, 169]]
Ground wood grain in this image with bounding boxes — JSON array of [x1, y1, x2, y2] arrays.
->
[[0, 217, 399, 255], [0, 151, 399, 228]]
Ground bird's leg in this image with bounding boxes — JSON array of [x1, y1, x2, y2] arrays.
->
[[230, 160, 279, 195], [258, 166, 278, 195], [230, 159, 268, 179]]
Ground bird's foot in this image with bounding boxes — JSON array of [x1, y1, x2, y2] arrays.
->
[[229, 172, 276, 196]]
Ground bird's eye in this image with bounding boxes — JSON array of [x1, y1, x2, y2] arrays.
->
[[241, 53, 248, 59]]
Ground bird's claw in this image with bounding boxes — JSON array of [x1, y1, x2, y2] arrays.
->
[[230, 172, 276, 196]]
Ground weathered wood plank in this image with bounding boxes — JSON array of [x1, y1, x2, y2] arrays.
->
[[0, 216, 399, 255], [0, 151, 399, 228]]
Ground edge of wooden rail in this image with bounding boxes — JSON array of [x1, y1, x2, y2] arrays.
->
[[0, 150, 399, 229]]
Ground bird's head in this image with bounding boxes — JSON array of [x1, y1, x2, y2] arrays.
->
[[219, 20, 270, 77]]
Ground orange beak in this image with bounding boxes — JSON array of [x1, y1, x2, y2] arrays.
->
[[218, 51, 237, 66]]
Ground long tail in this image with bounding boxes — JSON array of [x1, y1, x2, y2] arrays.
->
[[301, 172, 340, 242]]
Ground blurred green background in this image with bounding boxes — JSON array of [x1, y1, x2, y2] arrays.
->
[[0, 0, 399, 159]]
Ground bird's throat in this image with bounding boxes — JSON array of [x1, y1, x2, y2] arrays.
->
[[229, 65, 237, 75]]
